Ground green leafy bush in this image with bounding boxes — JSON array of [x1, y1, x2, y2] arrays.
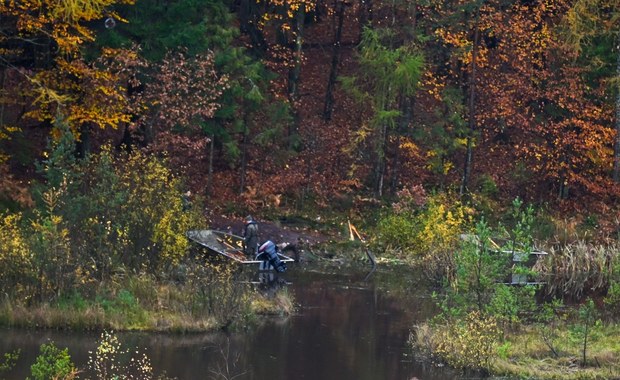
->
[[0, 212, 34, 299], [433, 311, 501, 371], [29, 342, 76, 380], [372, 191, 470, 259], [0, 350, 19, 375], [374, 213, 419, 254]]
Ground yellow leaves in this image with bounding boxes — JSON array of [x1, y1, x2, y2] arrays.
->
[[22, 56, 133, 136], [400, 140, 420, 154], [435, 28, 470, 49], [0, 212, 31, 263], [433, 311, 501, 370], [0, 212, 34, 298], [259, 0, 317, 35], [3, 0, 133, 55], [442, 161, 454, 175], [455, 137, 469, 147], [1, 0, 136, 142], [52, 0, 115, 23], [30, 84, 74, 111], [0, 125, 21, 161], [153, 207, 191, 265]]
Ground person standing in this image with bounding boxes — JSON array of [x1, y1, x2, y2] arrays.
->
[[243, 215, 259, 256], [181, 190, 192, 211]]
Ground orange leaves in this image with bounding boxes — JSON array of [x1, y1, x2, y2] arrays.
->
[[148, 50, 229, 130], [140, 50, 229, 166], [435, 28, 469, 49], [1, 0, 134, 54]]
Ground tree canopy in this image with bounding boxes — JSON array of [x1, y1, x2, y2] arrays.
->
[[1, 0, 620, 220]]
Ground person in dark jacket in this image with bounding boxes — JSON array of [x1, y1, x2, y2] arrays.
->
[[243, 215, 259, 256]]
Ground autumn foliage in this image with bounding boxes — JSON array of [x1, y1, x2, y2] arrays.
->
[[1, 0, 619, 221]]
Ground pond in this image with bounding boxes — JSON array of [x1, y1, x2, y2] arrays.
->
[[0, 264, 459, 380]]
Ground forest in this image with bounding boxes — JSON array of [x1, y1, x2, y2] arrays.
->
[[1, 0, 619, 217], [1, 0, 620, 378]]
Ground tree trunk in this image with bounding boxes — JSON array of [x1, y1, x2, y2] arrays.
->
[[75, 123, 91, 159], [323, 0, 345, 121], [374, 122, 388, 197], [206, 135, 214, 196], [239, 113, 249, 195], [238, 0, 267, 53], [0, 69, 5, 128], [288, 7, 305, 149], [389, 0, 417, 194], [613, 33, 620, 182], [390, 96, 414, 194], [460, 14, 480, 197]]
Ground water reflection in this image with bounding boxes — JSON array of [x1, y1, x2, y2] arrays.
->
[[0, 265, 457, 380]]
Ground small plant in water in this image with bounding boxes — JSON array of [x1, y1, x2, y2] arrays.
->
[[29, 342, 77, 380], [88, 330, 163, 379], [0, 350, 19, 375], [208, 338, 248, 380]]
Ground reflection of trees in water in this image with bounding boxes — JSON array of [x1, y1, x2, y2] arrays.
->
[[122, 332, 254, 379], [121, 331, 221, 348], [242, 272, 423, 380], [207, 338, 249, 380], [1, 267, 456, 380]]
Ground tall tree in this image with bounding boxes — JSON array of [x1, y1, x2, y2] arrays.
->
[[101, 0, 280, 196], [343, 27, 423, 197], [258, 0, 318, 150], [145, 50, 229, 194], [0, 0, 135, 143], [474, 0, 611, 199], [428, 0, 490, 196], [323, 0, 347, 122], [563, 0, 620, 182]]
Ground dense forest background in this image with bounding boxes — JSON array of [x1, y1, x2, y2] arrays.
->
[[1, 0, 619, 232], [4, 3, 620, 376]]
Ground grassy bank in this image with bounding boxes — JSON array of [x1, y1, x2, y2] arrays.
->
[[493, 324, 620, 379], [413, 314, 620, 380], [399, 198, 620, 380], [0, 270, 294, 332]]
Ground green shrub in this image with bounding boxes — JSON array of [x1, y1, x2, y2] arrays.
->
[[477, 173, 498, 197], [433, 311, 501, 371], [0, 124, 206, 303], [29, 342, 75, 380], [56, 291, 87, 311], [569, 299, 602, 367], [604, 249, 620, 315], [0, 212, 35, 299], [374, 213, 418, 254], [452, 219, 510, 313], [372, 191, 470, 259], [0, 350, 19, 375]]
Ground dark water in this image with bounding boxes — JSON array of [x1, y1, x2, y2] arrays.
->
[[0, 265, 458, 380]]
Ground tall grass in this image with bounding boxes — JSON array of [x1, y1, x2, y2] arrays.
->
[[534, 242, 619, 300], [0, 260, 292, 332]]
